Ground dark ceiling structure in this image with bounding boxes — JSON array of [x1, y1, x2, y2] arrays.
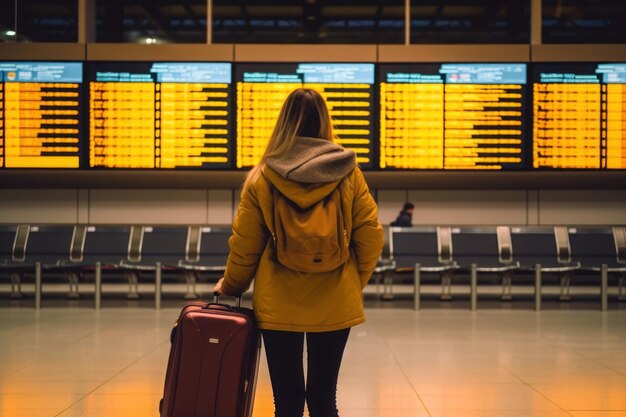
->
[[0, 0, 624, 44]]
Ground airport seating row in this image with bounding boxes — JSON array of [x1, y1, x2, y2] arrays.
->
[[0, 225, 230, 309], [378, 226, 626, 310], [1, 224, 624, 310]]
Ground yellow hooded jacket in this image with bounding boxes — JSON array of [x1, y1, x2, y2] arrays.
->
[[222, 137, 384, 332]]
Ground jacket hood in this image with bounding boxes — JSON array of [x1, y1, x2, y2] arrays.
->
[[266, 136, 356, 184], [263, 136, 356, 209], [263, 166, 346, 210]]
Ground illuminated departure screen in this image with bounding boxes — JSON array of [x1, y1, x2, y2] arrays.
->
[[236, 63, 375, 168], [533, 63, 626, 169], [380, 63, 528, 170], [88, 62, 232, 169], [0, 62, 83, 168]]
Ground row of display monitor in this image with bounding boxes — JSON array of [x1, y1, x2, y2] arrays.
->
[[1, 61, 625, 170]]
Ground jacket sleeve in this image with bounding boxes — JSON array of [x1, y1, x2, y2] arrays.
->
[[350, 168, 384, 289], [222, 183, 269, 296]]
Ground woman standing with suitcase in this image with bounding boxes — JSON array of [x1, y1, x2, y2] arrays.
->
[[214, 88, 384, 417]]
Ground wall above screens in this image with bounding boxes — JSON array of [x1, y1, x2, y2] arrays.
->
[[0, 59, 625, 173]]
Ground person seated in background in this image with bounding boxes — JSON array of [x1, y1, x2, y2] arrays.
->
[[390, 202, 415, 227]]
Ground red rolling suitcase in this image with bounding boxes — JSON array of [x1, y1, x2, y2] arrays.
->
[[159, 294, 261, 417]]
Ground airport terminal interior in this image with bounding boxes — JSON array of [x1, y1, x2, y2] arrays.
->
[[1, 0, 626, 416]]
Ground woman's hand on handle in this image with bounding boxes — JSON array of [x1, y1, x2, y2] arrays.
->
[[213, 277, 225, 296]]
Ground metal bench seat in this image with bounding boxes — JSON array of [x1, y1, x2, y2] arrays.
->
[[174, 262, 226, 273], [533, 263, 581, 273], [569, 226, 626, 307], [453, 226, 524, 304], [113, 226, 191, 306], [586, 265, 626, 272], [118, 260, 158, 271], [42, 225, 228, 309], [63, 226, 136, 308], [0, 225, 80, 304], [396, 263, 459, 273], [156, 226, 231, 300], [475, 262, 520, 272], [371, 257, 396, 299], [0, 225, 30, 298], [389, 226, 459, 307], [511, 226, 582, 310], [0, 225, 17, 263]]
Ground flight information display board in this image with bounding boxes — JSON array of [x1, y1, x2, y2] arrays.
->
[[379, 63, 528, 170], [88, 62, 232, 168], [236, 63, 375, 168], [533, 63, 626, 169], [0, 62, 83, 168]]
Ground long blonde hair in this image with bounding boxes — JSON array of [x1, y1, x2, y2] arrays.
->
[[243, 88, 335, 190]]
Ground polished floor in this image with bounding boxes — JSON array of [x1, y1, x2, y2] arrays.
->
[[0, 303, 625, 417]]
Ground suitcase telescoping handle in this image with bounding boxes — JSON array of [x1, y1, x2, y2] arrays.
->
[[210, 291, 242, 309]]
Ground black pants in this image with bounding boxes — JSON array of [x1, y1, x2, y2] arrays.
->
[[262, 328, 350, 417]]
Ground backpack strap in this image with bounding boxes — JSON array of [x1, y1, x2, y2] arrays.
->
[[260, 170, 278, 247]]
